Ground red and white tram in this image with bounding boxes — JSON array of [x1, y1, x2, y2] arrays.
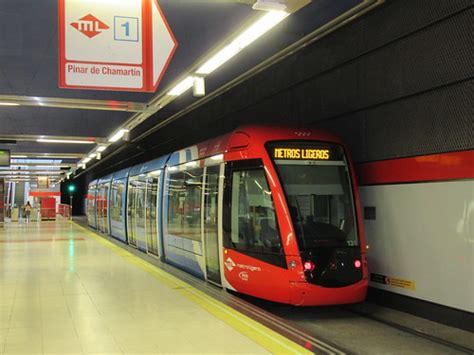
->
[[87, 125, 368, 305]]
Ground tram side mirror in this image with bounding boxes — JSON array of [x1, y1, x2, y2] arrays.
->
[[364, 206, 376, 220]]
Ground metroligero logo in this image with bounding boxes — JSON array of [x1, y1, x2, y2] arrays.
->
[[70, 14, 109, 39]]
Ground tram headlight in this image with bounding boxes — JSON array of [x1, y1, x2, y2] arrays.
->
[[303, 261, 315, 271]]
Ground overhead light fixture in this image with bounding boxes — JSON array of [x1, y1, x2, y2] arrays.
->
[[88, 153, 96, 159], [108, 129, 129, 143], [35, 165, 63, 168], [37, 138, 95, 144], [167, 76, 194, 96], [97, 145, 107, 152], [0, 102, 20, 106], [252, 0, 287, 12], [11, 155, 28, 158], [193, 76, 206, 97], [196, 10, 289, 75], [83, 158, 91, 164]]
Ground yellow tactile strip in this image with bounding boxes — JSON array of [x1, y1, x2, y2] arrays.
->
[[74, 222, 311, 355]]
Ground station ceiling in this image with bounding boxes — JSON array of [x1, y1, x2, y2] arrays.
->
[[0, 0, 382, 182]]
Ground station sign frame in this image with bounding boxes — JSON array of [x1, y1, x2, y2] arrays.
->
[[58, 0, 177, 92]]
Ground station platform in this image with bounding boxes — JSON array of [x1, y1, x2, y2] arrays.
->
[[0, 220, 309, 355]]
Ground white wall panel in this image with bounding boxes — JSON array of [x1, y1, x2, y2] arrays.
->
[[360, 181, 474, 312]]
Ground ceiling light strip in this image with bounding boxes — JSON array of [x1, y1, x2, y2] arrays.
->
[[0, 102, 20, 106], [108, 129, 129, 143], [196, 11, 289, 75], [37, 138, 95, 144], [167, 76, 194, 96]]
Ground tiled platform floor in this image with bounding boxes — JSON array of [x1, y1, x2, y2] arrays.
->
[[0, 221, 296, 355]]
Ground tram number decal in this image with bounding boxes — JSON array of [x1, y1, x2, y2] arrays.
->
[[273, 148, 330, 160]]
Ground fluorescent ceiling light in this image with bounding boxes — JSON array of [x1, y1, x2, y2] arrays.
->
[[35, 165, 66, 168], [196, 47, 239, 76], [108, 129, 129, 143], [83, 158, 91, 164], [37, 139, 95, 144], [11, 155, 28, 158], [88, 153, 96, 159], [197, 11, 288, 75], [97, 145, 107, 152], [167, 76, 194, 96], [0, 102, 20, 106]]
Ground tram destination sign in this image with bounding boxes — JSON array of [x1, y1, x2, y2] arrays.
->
[[273, 148, 330, 160], [58, 0, 177, 92], [0, 150, 10, 167], [268, 142, 346, 162], [273, 147, 330, 160]]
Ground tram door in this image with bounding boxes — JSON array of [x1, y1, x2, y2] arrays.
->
[[204, 166, 221, 285], [145, 173, 159, 256], [97, 184, 106, 232], [101, 184, 109, 234], [127, 180, 137, 247], [135, 179, 147, 252]]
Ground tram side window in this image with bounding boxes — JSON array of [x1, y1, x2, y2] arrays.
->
[[167, 168, 203, 241], [87, 187, 95, 220], [111, 181, 124, 223], [230, 169, 281, 253], [136, 181, 146, 228], [127, 182, 135, 220]]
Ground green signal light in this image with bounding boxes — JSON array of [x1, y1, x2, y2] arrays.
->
[[68, 185, 76, 193]]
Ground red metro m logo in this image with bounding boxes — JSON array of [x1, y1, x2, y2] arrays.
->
[[70, 14, 109, 39]]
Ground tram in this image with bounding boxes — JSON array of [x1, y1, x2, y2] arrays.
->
[[86, 125, 368, 305]]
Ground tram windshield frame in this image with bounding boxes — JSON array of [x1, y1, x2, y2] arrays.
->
[[266, 141, 359, 250]]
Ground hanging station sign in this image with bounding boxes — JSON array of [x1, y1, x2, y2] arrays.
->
[[58, 0, 177, 92]]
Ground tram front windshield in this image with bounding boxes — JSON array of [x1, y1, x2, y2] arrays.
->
[[268, 142, 358, 249]]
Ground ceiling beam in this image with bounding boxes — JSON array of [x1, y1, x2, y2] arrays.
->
[[0, 134, 106, 144], [0, 170, 67, 174], [10, 153, 86, 159], [0, 165, 76, 171], [0, 95, 149, 112]]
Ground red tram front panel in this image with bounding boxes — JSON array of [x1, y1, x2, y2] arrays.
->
[[221, 126, 368, 305]]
